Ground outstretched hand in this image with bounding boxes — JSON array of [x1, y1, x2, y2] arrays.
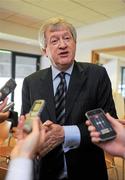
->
[[86, 113, 125, 158], [11, 116, 41, 159]]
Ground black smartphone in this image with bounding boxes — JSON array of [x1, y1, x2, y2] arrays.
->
[[85, 108, 117, 141], [0, 78, 17, 101], [2, 102, 15, 112], [23, 99, 45, 133]]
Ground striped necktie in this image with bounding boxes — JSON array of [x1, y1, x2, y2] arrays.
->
[[55, 72, 67, 125]]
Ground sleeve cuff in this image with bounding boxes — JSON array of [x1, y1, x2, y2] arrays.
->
[[63, 125, 81, 152]]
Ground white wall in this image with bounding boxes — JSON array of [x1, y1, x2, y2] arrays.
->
[[76, 16, 125, 62], [103, 59, 118, 92], [100, 57, 125, 118]]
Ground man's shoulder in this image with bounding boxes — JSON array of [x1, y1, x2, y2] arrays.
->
[[25, 67, 50, 80], [76, 61, 105, 71]]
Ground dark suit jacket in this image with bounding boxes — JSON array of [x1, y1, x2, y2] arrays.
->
[[21, 62, 117, 180]]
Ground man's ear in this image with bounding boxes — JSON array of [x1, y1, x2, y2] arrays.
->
[[41, 48, 48, 57]]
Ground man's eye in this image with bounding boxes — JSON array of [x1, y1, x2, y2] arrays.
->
[[65, 37, 70, 39], [51, 39, 58, 44], [64, 36, 71, 41]]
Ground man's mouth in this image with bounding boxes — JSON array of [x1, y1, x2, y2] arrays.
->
[[59, 51, 69, 57]]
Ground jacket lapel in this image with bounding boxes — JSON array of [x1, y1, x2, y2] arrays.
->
[[39, 68, 56, 122], [66, 62, 88, 119]]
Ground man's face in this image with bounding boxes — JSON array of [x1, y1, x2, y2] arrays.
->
[[43, 27, 76, 71]]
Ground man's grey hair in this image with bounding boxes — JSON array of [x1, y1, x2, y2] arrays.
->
[[38, 17, 77, 50]]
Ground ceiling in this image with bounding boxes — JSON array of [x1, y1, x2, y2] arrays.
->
[[0, 0, 125, 57], [0, 0, 125, 29]]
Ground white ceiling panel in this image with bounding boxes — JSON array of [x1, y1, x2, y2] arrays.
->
[[107, 7, 125, 17], [69, 0, 125, 16], [0, 0, 125, 28], [0, 0, 125, 58], [0, 8, 15, 19], [6, 14, 40, 26]]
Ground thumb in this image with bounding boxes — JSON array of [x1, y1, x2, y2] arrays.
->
[[105, 113, 120, 128], [32, 116, 40, 134]]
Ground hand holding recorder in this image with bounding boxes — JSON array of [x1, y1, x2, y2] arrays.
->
[[2, 102, 14, 112], [23, 99, 45, 133], [0, 78, 17, 102]]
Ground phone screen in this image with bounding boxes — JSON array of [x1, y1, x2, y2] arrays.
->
[[30, 101, 44, 116]]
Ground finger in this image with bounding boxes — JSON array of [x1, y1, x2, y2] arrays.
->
[[85, 120, 91, 126], [0, 97, 8, 111], [119, 120, 125, 125], [90, 131, 100, 137], [43, 120, 53, 126], [4, 97, 8, 103], [91, 137, 101, 143], [88, 125, 96, 132], [32, 116, 40, 133], [18, 115, 25, 127], [106, 113, 121, 127]]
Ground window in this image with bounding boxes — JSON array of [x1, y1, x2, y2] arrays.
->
[[0, 50, 12, 101], [0, 50, 41, 115], [120, 67, 125, 97]]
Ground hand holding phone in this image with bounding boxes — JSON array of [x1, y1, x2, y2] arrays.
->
[[0, 78, 17, 101], [23, 99, 45, 133], [85, 108, 117, 141], [2, 102, 15, 112]]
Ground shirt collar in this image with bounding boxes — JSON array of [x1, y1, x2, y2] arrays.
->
[[51, 63, 74, 80]]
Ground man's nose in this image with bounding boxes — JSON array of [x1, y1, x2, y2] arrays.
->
[[58, 39, 67, 48]]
